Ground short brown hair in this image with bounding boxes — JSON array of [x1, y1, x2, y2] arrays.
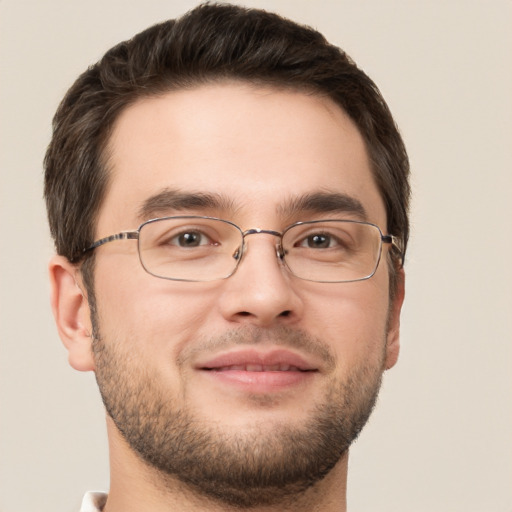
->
[[44, 3, 410, 269]]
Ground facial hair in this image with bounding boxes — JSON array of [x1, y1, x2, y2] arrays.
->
[[92, 321, 385, 508]]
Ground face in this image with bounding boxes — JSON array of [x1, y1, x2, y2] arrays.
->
[[73, 83, 403, 505]]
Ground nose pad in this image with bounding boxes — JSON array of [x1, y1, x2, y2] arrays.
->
[[232, 246, 243, 261], [232, 241, 285, 267], [227, 238, 288, 282], [276, 243, 285, 261]]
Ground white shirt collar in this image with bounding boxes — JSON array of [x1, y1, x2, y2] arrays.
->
[[80, 491, 108, 512]]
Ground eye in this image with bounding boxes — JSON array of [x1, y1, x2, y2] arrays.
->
[[297, 233, 340, 249], [169, 230, 213, 247]]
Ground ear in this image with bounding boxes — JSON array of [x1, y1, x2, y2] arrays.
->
[[384, 267, 405, 370], [49, 255, 95, 372]]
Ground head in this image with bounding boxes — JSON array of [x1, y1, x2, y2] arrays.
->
[[45, 3, 409, 278], [46, 3, 409, 508]]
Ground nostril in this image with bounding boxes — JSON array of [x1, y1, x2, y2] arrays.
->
[[279, 310, 291, 317]]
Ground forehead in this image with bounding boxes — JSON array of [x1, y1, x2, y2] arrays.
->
[[98, 83, 386, 234]]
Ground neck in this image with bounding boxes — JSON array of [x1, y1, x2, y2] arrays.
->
[[104, 418, 348, 512]]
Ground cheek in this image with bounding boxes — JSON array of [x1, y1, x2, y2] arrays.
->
[[304, 277, 390, 369], [93, 258, 222, 357]]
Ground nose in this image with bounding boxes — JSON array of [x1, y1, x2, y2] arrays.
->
[[217, 232, 303, 327]]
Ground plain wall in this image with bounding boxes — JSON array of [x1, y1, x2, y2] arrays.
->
[[1, 1, 511, 511]]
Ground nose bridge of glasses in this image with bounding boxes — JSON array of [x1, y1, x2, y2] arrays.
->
[[242, 228, 282, 238], [237, 228, 285, 261]]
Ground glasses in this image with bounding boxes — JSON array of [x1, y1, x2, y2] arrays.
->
[[85, 216, 400, 283]]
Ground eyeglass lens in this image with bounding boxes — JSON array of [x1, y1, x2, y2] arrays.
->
[[137, 217, 383, 283]]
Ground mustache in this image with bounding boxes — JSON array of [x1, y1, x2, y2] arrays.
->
[[177, 325, 336, 371]]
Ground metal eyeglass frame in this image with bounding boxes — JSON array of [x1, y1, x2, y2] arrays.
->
[[84, 215, 403, 283]]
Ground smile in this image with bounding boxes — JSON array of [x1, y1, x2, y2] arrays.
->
[[196, 349, 319, 393], [197, 348, 318, 372], [207, 364, 311, 372]]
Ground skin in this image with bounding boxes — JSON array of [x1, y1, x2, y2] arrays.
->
[[50, 83, 405, 512]]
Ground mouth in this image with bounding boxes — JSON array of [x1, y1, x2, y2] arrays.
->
[[196, 349, 318, 392], [207, 363, 312, 372]]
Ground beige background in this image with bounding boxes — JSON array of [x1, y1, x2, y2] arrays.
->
[[1, 1, 511, 511]]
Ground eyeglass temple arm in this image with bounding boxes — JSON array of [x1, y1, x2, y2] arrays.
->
[[84, 231, 139, 253], [382, 234, 404, 265]]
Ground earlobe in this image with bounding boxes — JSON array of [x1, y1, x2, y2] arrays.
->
[[49, 255, 95, 372], [385, 267, 405, 370]]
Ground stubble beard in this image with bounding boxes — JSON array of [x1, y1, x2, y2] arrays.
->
[[91, 316, 385, 508]]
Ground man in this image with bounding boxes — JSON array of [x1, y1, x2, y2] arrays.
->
[[45, 3, 409, 511]]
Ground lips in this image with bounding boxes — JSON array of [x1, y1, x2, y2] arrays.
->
[[212, 364, 306, 372], [196, 349, 318, 392], [198, 349, 317, 372]]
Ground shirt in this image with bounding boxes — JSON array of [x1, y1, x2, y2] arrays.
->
[[80, 491, 107, 512]]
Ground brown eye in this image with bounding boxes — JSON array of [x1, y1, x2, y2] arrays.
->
[[297, 233, 337, 249], [306, 234, 331, 248], [177, 232, 203, 247], [167, 230, 212, 247]]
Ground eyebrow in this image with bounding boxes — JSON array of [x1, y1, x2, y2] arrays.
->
[[137, 188, 367, 223], [277, 191, 367, 221], [138, 189, 237, 221]]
